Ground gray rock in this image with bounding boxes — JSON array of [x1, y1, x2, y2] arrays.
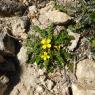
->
[[38, 69, 46, 76], [72, 59, 95, 95], [38, 1, 71, 28], [45, 10, 71, 24], [28, 5, 38, 20], [0, 30, 6, 50], [46, 79, 54, 90], [76, 59, 95, 85], [19, 0, 49, 8], [67, 29, 80, 51], [0, 0, 27, 16], [72, 83, 95, 95], [17, 46, 28, 64], [36, 85, 44, 93], [9, 16, 30, 39], [0, 16, 30, 40]]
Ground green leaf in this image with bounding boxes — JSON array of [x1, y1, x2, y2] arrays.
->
[[33, 26, 46, 37], [54, 1, 65, 12], [54, 31, 73, 46], [35, 55, 41, 65], [46, 24, 54, 39], [90, 38, 95, 48], [90, 11, 95, 22], [54, 50, 64, 66], [43, 60, 49, 70]]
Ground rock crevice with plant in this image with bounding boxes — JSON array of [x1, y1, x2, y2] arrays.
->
[[0, 0, 95, 95]]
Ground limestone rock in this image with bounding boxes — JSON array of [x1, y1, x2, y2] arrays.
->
[[0, 0, 27, 16], [28, 5, 38, 20], [0, 31, 6, 50], [38, 1, 71, 28], [0, 16, 30, 40], [57, 0, 74, 5], [45, 10, 71, 24], [46, 79, 54, 90], [36, 85, 44, 93], [31, 1, 55, 29], [39, 75, 46, 82], [9, 63, 69, 95], [67, 29, 80, 51], [38, 69, 46, 76], [72, 59, 95, 95], [17, 46, 28, 64], [76, 59, 95, 86], [11, 16, 30, 39], [10, 83, 28, 95], [39, 1, 55, 14], [72, 83, 95, 95]]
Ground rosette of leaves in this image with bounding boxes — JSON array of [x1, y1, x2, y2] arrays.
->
[[26, 25, 74, 71]]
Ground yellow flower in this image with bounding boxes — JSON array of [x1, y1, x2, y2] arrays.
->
[[54, 45, 61, 51], [41, 52, 50, 61], [41, 38, 51, 49]]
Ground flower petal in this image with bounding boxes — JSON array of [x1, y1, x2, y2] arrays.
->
[[44, 57, 47, 61], [46, 39, 51, 43], [42, 45, 47, 49], [41, 39, 46, 44], [47, 55, 50, 59], [44, 52, 47, 55], [41, 55, 44, 58], [47, 44, 51, 48], [41, 52, 50, 61]]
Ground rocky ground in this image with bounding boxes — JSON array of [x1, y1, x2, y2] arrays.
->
[[0, 0, 95, 95]]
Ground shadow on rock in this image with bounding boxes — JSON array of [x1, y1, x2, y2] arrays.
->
[[3, 56, 21, 95], [0, 34, 22, 95]]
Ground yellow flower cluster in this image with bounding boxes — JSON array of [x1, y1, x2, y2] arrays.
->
[[41, 38, 51, 49], [40, 38, 61, 61], [41, 52, 50, 61], [41, 38, 51, 61]]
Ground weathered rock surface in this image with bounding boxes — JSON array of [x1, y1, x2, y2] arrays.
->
[[67, 29, 80, 51], [45, 10, 71, 24], [0, 75, 9, 95], [72, 59, 95, 95], [19, 0, 49, 8], [0, 16, 30, 40], [0, 16, 23, 95], [0, 0, 94, 95], [0, 0, 27, 16], [17, 46, 28, 64], [9, 62, 69, 95], [0, 32, 21, 73], [57, 0, 75, 5], [28, 5, 38, 19], [30, 1, 72, 29], [39, 1, 71, 28]]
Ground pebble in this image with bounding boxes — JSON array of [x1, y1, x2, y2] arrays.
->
[[36, 85, 44, 93], [46, 79, 54, 90]]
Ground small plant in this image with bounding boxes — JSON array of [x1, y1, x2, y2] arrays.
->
[[26, 25, 74, 71], [67, 0, 95, 52], [90, 38, 95, 48], [54, 0, 65, 12]]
